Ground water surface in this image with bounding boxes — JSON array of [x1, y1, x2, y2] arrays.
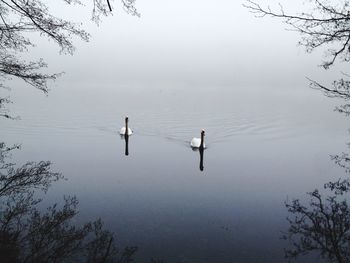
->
[[1, 83, 347, 262]]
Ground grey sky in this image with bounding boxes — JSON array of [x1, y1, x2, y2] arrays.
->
[[22, 0, 346, 88]]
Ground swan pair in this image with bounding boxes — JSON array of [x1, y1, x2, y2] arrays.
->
[[119, 117, 206, 149]]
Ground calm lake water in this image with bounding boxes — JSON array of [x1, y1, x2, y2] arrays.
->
[[1, 82, 348, 262]]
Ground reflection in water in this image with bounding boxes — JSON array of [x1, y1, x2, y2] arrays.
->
[[283, 179, 350, 263], [119, 116, 131, 156], [199, 147, 204, 171], [191, 147, 205, 172], [123, 134, 130, 156], [199, 148, 204, 171], [283, 81, 350, 263], [0, 142, 138, 262], [190, 130, 205, 171]]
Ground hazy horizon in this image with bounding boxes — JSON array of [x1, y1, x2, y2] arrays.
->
[[7, 0, 347, 89]]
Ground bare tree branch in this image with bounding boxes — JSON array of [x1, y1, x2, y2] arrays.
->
[[282, 179, 350, 262], [244, 0, 350, 69], [0, 0, 140, 118]]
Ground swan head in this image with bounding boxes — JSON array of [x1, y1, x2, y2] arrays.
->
[[125, 116, 129, 124], [201, 129, 205, 136]]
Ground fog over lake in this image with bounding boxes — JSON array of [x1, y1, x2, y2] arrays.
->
[[1, 0, 349, 262]]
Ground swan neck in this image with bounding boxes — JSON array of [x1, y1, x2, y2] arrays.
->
[[200, 133, 204, 148], [125, 118, 128, 132]]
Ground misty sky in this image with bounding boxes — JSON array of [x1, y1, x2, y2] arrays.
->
[[18, 0, 347, 88]]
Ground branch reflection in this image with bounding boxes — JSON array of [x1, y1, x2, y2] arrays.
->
[[283, 78, 350, 263], [283, 179, 350, 263], [0, 142, 138, 262]]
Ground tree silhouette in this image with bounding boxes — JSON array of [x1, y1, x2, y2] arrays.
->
[[244, 0, 350, 107], [243, 5, 350, 260], [244, 0, 350, 69], [0, 0, 139, 118], [0, 143, 138, 262], [282, 179, 350, 263]]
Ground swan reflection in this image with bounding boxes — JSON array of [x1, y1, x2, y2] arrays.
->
[[191, 144, 205, 171], [199, 147, 204, 171], [124, 133, 129, 156], [119, 116, 132, 156], [119, 133, 130, 156]]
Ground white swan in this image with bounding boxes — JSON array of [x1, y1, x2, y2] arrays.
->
[[119, 116, 133, 135], [191, 130, 205, 149]]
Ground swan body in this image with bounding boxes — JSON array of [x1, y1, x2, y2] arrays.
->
[[190, 138, 205, 148], [119, 127, 133, 135], [119, 117, 133, 135], [190, 130, 205, 149]]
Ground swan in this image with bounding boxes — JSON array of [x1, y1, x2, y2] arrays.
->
[[119, 116, 133, 135], [191, 130, 205, 149]]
